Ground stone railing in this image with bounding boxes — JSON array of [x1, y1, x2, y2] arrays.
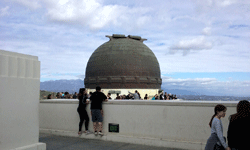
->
[[39, 100, 238, 150]]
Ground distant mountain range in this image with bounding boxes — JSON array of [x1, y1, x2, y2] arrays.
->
[[40, 79, 201, 95], [40, 79, 84, 94]]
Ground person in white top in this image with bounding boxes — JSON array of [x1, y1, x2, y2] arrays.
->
[[128, 90, 139, 100]]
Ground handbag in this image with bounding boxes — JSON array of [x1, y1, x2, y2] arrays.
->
[[214, 143, 224, 150], [214, 136, 226, 150]]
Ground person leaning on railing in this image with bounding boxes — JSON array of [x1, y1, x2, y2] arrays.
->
[[128, 90, 140, 100], [90, 86, 108, 136], [106, 93, 112, 100], [151, 94, 158, 100], [77, 88, 90, 135], [115, 93, 121, 100]]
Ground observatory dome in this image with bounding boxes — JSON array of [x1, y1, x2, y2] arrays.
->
[[84, 34, 162, 89]]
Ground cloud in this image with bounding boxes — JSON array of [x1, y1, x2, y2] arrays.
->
[[215, 0, 237, 7], [194, 0, 238, 10], [43, 0, 152, 30], [76, 74, 85, 79], [169, 36, 212, 55], [202, 27, 211, 35], [161, 77, 250, 96], [0, 6, 9, 16], [229, 24, 250, 29], [13, 0, 42, 10], [162, 77, 217, 85]]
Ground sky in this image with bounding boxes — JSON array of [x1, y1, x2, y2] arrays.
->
[[0, 0, 250, 96]]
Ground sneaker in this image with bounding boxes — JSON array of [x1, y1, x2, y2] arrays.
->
[[94, 131, 98, 136], [84, 130, 90, 135], [78, 131, 82, 135], [98, 132, 103, 136]]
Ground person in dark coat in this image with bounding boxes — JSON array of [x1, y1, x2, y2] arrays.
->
[[227, 100, 250, 150], [77, 88, 90, 135]]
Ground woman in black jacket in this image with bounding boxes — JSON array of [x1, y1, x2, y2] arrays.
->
[[227, 100, 250, 150], [77, 88, 90, 135]]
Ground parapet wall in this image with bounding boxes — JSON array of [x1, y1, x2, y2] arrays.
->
[[39, 100, 238, 150], [0, 50, 45, 150]]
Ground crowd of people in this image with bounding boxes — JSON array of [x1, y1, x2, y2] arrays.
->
[[47, 92, 78, 99], [47, 90, 177, 100], [151, 92, 177, 100]]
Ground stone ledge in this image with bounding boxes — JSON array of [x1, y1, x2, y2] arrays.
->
[[40, 99, 238, 107], [0, 49, 38, 60]]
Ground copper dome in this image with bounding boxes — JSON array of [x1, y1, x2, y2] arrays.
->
[[84, 34, 162, 89]]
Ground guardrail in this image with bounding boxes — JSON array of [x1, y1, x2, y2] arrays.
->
[[39, 99, 238, 150]]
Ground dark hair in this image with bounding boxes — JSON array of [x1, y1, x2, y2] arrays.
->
[[47, 94, 52, 99], [108, 93, 111, 95], [96, 86, 101, 91], [65, 92, 69, 95], [78, 88, 85, 100], [209, 104, 227, 128], [230, 100, 250, 122], [237, 100, 250, 115], [56, 92, 60, 97]]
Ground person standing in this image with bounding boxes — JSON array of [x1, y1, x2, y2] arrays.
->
[[164, 92, 168, 100], [77, 88, 90, 135], [168, 94, 172, 100], [115, 93, 121, 100], [205, 104, 230, 150], [90, 86, 108, 136], [47, 94, 52, 99], [227, 100, 250, 150], [65, 92, 71, 99], [107, 93, 112, 100], [73, 92, 78, 99], [128, 90, 139, 100], [151, 94, 159, 100], [159, 92, 164, 100]]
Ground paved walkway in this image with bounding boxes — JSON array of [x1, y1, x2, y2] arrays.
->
[[39, 133, 184, 150]]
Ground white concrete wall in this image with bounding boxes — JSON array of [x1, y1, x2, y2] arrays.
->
[[0, 50, 46, 150], [39, 99, 238, 150]]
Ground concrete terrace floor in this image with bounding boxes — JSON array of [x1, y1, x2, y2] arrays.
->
[[39, 133, 185, 150]]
